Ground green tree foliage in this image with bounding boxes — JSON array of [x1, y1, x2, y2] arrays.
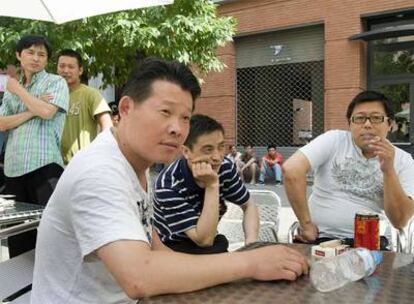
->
[[0, 0, 236, 87]]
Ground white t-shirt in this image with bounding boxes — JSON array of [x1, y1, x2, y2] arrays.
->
[[226, 152, 241, 164], [31, 129, 153, 304], [300, 130, 414, 239]]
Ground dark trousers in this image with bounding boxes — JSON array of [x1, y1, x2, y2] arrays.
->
[[3, 163, 63, 257], [165, 234, 229, 254], [295, 236, 390, 251]]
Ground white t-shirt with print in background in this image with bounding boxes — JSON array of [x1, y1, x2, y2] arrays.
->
[[300, 130, 414, 239], [31, 129, 153, 304]]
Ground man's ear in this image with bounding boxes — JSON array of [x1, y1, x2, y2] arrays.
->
[[117, 96, 134, 118], [182, 145, 191, 160], [388, 119, 393, 132]]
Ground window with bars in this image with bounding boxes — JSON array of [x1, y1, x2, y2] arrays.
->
[[235, 25, 325, 151], [236, 60, 324, 147]]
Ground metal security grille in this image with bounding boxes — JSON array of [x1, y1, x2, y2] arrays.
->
[[236, 60, 324, 148]]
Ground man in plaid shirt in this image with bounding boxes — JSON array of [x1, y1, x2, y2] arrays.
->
[[0, 35, 69, 257]]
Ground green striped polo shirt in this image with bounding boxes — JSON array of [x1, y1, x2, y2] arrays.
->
[[0, 70, 69, 177]]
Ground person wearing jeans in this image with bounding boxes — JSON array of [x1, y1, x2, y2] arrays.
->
[[258, 145, 283, 184]]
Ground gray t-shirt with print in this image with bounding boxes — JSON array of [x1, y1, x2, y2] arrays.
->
[[300, 130, 414, 239]]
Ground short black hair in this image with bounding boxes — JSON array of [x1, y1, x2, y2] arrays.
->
[[267, 145, 276, 151], [184, 114, 224, 149], [346, 90, 394, 122], [122, 57, 201, 110], [57, 49, 83, 67], [16, 35, 52, 58]]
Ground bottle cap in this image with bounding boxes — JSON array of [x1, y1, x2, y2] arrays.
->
[[371, 251, 383, 265]]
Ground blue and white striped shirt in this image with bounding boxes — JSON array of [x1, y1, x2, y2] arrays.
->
[[154, 156, 250, 242]]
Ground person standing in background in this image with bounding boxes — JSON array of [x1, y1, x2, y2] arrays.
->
[[0, 35, 69, 257], [57, 49, 112, 164]]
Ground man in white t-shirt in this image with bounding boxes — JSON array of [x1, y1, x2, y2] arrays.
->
[[31, 58, 308, 304], [283, 90, 414, 249], [226, 144, 242, 173]]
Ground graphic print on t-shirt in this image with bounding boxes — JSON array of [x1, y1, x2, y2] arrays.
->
[[331, 157, 383, 204], [137, 198, 153, 243], [68, 102, 81, 116]]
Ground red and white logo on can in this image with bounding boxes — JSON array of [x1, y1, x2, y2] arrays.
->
[[354, 211, 380, 250]]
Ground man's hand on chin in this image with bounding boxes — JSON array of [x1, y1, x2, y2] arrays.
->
[[190, 156, 219, 188]]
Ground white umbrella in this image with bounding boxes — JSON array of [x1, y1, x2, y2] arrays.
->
[[0, 0, 174, 24]]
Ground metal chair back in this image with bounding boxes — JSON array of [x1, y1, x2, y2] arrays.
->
[[402, 217, 414, 254], [218, 189, 281, 247]]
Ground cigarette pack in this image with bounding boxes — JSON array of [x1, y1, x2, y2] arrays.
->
[[311, 240, 350, 260]]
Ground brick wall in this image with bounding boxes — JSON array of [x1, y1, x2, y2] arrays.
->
[[196, 43, 237, 143], [199, 0, 414, 144]]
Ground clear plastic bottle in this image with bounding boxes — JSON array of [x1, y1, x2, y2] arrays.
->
[[310, 248, 383, 292]]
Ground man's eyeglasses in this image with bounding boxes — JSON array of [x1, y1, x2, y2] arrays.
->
[[350, 115, 389, 124]]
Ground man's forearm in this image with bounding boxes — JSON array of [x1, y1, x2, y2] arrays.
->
[[242, 202, 260, 243], [0, 111, 34, 131], [383, 169, 414, 228], [137, 249, 251, 297], [14, 86, 57, 119], [284, 172, 311, 225], [99, 238, 309, 299], [99, 241, 253, 299], [192, 184, 220, 245]]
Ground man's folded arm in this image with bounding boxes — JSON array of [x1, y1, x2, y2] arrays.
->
[[0, 111, 34, 131]]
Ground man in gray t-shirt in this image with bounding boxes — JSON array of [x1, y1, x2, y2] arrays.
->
[[283, 90, 414, 248]]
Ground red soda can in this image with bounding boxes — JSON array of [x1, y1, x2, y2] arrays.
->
[[354, 211, 380, 250]]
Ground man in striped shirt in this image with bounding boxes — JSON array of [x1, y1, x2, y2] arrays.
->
[[0, 35, 69, 257], [154, 114, 260, 253]]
